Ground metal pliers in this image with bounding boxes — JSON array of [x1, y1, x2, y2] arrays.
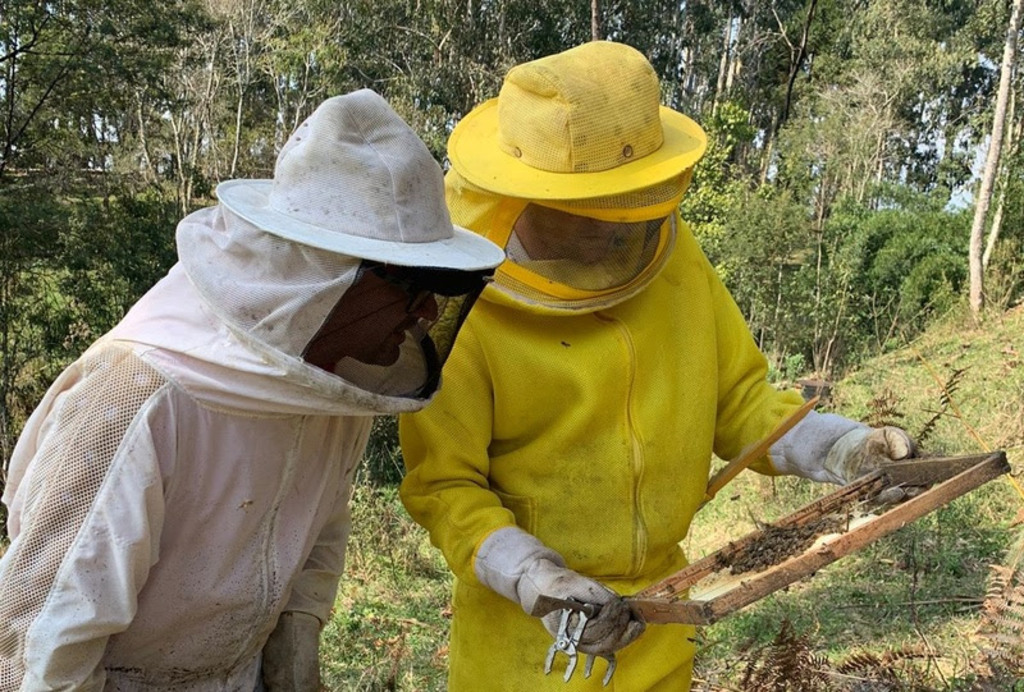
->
[[533, 595, 617, 686]]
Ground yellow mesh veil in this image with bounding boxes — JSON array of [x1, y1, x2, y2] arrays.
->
[[445, 169, 692, 312]]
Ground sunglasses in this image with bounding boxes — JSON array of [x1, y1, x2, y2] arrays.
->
[[365, 263, 437, 314], [360, 260, 495, 311]]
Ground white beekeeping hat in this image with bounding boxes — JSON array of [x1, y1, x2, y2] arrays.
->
[[216, 89, 504, 271]]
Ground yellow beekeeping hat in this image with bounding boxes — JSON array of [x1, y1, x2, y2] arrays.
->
[[448, 41, 707, 201]]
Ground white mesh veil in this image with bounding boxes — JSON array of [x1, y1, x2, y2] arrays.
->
[[169, 89, 500, 399], [176, 205, 453, 400], [178, 204, 360, 359]]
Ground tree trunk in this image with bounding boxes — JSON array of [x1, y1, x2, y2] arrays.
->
[[983, 189, 1006, 271], [811, 183, 827, 374], [776, 0, 818, 135], [969, 0, 1023, 315], [170, 114, 188, 216], [727, 15, 743, 93], [591, 0, 600, 41], [135, 96, 157, 184], [231, 90, 244, 178], [713, 14, 734, 114], [0, 255, 14, 468], [984, 83, 1020, 269], [760, 109, 777, 186]]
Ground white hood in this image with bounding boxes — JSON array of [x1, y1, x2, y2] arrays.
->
[[106, 205, 432, 416]]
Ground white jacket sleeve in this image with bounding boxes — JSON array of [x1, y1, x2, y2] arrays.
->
[[0, 347, 167, 691], [283, 490, 351, 625], [281, 423, 369, 624]]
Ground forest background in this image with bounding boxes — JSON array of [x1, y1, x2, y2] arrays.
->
[[3, 0, 1024, 688]]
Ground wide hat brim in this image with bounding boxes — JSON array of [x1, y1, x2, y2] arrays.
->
[[448, 98, 708, 200], [216, 180, 506, 271]]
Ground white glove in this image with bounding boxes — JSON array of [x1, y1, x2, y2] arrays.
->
[[823, 426, 916, 484], [770, 411, 915, 485], [475, 526, 644, 655], [261, 611, 322, 691]]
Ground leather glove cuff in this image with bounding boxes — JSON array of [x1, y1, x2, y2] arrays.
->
[[474, 526, 566, 612], [261, 611, 322, 692]]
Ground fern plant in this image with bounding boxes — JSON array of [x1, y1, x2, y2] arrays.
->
[[976, 527, 1024, 674], [740, 619, 831, 691]]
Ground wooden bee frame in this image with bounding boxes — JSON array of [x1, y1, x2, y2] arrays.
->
[[628, 452, 1011, 625]]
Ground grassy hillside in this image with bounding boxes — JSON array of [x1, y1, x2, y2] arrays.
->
[[688, 305, 1024, 689], [328, 305, 1024, 690]]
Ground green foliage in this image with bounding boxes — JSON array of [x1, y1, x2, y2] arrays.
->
[[0, 181, 177, 460], [985, 145, 1024, 311], [0, 0, 207, 176], [0, 185, 68, 459], [683, 101, 753, 265], [717, 186, 811, 354], [700, 182, 973, 379], [361, 416, 405, 487], [5, 0, 1017, 406], [1, 1, 1022, 685], [767, 353, 808, 385], [827, 191, 969, 351]]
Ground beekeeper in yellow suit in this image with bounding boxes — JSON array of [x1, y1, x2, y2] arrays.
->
[[399, 41, 915, 691]]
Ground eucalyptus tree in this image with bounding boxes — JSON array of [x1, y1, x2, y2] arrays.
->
[[0, 0, 205, 181], [0, 0, 203, 468], [683, 0, 1011, 376], [718, 0, 844, 183], [983, 140, 1024, 308], [160, 24, 228, 213], [969, 0, 1024, 315], [260, 0, 350, 152]]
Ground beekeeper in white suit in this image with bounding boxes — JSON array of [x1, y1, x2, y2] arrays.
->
[[0, 89, 504, 691]]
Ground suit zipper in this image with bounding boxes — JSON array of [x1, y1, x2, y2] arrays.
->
[[596, 311, 647, 576]]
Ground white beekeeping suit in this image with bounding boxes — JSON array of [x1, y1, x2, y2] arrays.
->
[[0, 89, 503, 691]]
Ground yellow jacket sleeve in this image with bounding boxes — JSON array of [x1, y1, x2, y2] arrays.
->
[[399, 326, 513, 584], [698, 246, 805, 470]]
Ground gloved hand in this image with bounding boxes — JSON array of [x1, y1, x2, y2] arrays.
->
[[261, 611, 322, 692], [474, 526, 644, 655], [518, 558, 644, 655], [823, 426, 916, 484]]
